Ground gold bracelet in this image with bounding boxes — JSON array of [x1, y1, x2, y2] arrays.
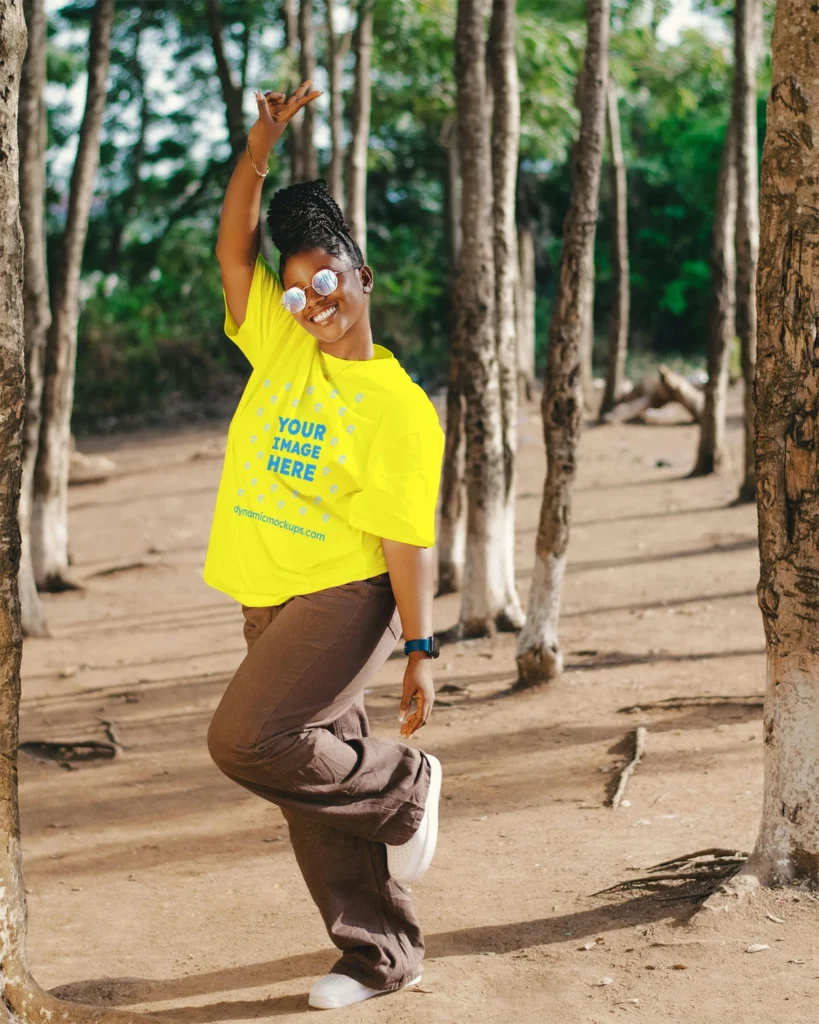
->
[[246, 140, 269, 179]]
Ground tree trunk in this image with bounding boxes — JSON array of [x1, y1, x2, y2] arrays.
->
[[437, 340, 467, 596], [516, 0, 609, 685], [599, 73, 630, 418], [690, 115, 737, 476], [452, 0, 517, 636], [0, 3, 47, 1006], [487, 0, 524, 629], [206, 0, 246, 157], [282, 0, 303, 183], [437, 115, 465, 595], [441, 115, 462, 271], [298, 0, 319, 180], [17, 0, 51, 638], [324, 0, 347, 205], [0, 10, 149, 1020], [575, 70, 597, 416], [107, 1, 149, 271], [31, 0, 115, 592], [515, 168, 536, 402], [734, 0, 760, 503], [345, 0, 373, 257], [516, 225, 536, 399], [734, 0, 819, 890]]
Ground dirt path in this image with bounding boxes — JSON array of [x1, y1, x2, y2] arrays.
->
[[19, 389, 818, 1023]]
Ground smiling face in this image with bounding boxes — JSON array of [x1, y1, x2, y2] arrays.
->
[[282, 248, 373, 344]]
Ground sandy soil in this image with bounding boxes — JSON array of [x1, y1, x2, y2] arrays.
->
[[18, 386, 819, 1024]]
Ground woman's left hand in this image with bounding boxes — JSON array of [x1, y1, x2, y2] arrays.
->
[[398, 655, 435, 739]]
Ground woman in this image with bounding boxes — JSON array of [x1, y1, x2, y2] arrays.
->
[[203, 80, 445, 1011]]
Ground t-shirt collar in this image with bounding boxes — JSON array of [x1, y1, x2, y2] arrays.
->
[[319, 342, 395, 368]]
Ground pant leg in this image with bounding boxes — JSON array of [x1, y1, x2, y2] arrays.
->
[[282, 699, 425, 992], [210, 574, 427, 990], [207, 573, 431, 845]]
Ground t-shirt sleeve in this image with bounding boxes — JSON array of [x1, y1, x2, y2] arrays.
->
[[222, 253, 292, 368], [348, 398, 445, 547]]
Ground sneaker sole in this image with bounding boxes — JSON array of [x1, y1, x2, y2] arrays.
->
[[308, 974, 422, 1009], [407, 753, 442, 882]]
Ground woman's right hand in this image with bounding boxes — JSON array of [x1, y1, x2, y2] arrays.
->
[[249, 80, 323, 157]]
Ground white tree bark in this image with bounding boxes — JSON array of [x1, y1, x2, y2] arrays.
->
[[17, 0, 51, 637], [517, 0, 609, 684], [345, 0, 373, 257], [737, 0, 819, 889], [488, 0, 524, 629], [31, 0, 115, 591]]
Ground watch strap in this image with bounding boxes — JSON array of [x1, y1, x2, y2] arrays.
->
[[404, 636, 440, 658]]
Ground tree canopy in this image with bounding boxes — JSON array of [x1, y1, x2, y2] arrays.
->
[[42, 0, 770, 431]]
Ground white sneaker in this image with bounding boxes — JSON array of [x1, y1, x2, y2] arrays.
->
[[386, 753, 442, 884], [307, 971, 422, 1009]]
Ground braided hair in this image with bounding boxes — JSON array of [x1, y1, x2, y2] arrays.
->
[[266, 179, 364, 279]]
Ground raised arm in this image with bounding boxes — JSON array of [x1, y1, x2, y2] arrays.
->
[[216, 81, 322, 328]]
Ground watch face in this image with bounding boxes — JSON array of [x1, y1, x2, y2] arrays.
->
[[431, 636, 440, 658]]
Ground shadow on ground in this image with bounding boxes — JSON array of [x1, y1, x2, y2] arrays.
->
[[50, 892, 682, 1021]]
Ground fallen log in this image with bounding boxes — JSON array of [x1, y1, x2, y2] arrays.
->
[[600, 368, 705, 424], [657, 364, 704, 422]]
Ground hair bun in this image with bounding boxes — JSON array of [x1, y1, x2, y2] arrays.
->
[[268, 179, 350, 250], [266, 178, 364, 277]]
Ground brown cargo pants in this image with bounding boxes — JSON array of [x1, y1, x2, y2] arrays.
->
[[207, 571, 432, 992]]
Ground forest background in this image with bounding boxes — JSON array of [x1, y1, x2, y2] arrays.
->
[[44, 0, 764, 434]]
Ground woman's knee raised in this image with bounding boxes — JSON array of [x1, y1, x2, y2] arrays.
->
[[207, 706, 294, 776], [207, 709, 252, 773]]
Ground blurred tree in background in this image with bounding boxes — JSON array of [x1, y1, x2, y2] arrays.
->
[[40, 0, 769, 433]]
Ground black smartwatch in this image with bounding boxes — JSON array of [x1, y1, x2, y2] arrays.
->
[[404, 636, 440, 659]]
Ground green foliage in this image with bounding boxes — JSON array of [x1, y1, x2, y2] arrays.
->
[[73, 226, 249, 430], [40, 0, 771, 430]]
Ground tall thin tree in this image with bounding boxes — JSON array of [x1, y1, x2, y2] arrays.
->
[[690, 116, 737, 476], [17, 0, 51, 637], [515, 167, 537, 401], [282, 0, 304, 183], [727, 0, 819, 891], [107, 1, 151, 271], [345, 0, 373, 256], [599, 73, 630, 418], [437, 115, 466, 595], [487, 0, 524, 629], [516, 0, 610, 684], [324, 0, 350, 205], [206, 0, 245, 157], [30, 0, 116, 591], [453, 0, 520, 635], [299, 0, 319, 180], [577, 71, 597, 415], [0, 7, 148, 1020], [734, 0, 760, 503]]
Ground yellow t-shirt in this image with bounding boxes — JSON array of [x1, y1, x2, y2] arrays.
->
[[202, 254, 445, 607]]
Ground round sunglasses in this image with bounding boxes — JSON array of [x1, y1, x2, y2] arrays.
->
[[281, 265, 362, 315]]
